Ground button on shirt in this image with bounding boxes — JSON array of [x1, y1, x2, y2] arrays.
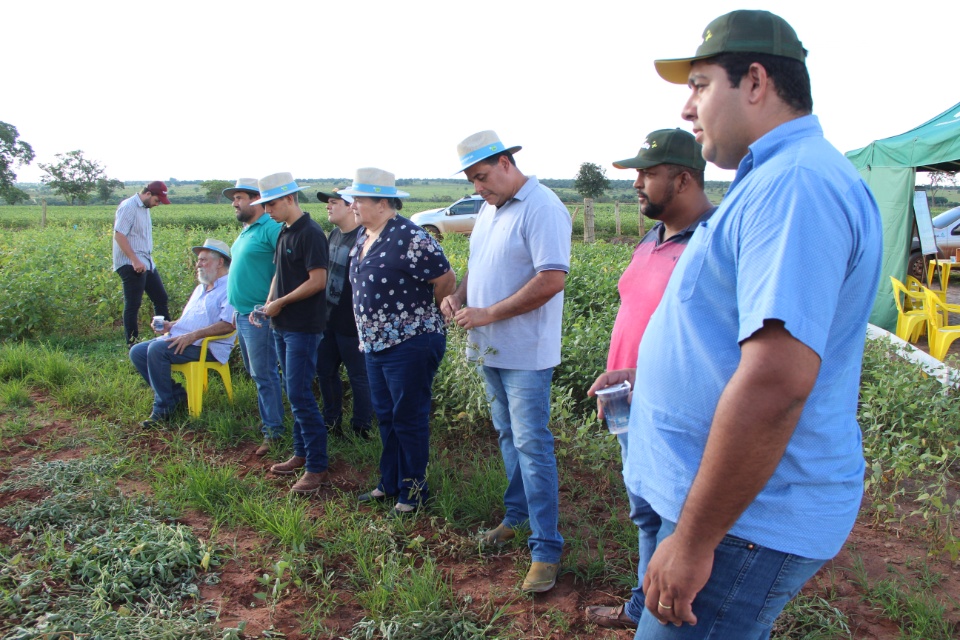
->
[[626, 115, 883, 560], [112, 193, 154, 271], [164, 274, 236, 363], [351, 216, 451, 353]]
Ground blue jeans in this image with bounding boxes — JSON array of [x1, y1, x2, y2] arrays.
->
[[117, 265, 169, 346], [235, 312, 285, 439], [482, 366, 563, 564], [129, 338, 212, 416], [619, 430, 662, 623], [316, 328, 372, 433], [634, 519, 826, 639], [274, 329, 327, 473], [365, 332, 445, 507]]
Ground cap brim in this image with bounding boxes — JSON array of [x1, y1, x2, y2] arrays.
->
[[158, 194, 171, 205], [612, 157, 659, 170], [653, 57, 698, 84], [317, 191, 354, 204]]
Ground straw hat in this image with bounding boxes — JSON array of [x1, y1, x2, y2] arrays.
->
[[251, 172, 306, 205], [338, 168, 410, 199], [191, 238, 231, 262], [455, 130, 521, 173], [222, 178, 260, 200]]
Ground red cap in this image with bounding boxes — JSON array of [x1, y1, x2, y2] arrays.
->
[[146, 181, 171, 205]]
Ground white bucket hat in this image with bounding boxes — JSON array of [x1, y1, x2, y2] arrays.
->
[[191, 238, 232, 262], [251, 172, 306, 205], [455, 130, 521, 173], [338, 168, 410, 199], [222, 178, 260, 200]]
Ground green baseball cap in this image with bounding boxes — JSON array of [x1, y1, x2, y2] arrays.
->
[[654, 10, 806, 85], [612, 129, 706, 172]]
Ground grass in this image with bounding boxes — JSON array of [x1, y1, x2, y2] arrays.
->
[[2, 201, 960, 636]]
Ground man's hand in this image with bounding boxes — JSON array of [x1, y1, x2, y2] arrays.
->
[[132, 257, 146, 273], [439, 293, 464, 322], [642, 532, 712, 627], [153, 320, 171, 334], [262, 299, 283, 317], [166, 333, 197, 355], [587, 368, 635, 419], [452, 306, 492, 329]]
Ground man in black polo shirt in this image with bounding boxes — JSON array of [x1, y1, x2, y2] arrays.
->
[[253, 172, 330, 495]]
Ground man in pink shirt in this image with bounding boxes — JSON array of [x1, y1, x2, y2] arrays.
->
[[586, 128, 714, 629]]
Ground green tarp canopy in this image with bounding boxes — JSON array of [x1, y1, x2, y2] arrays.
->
[[846, 102, 960, 331]]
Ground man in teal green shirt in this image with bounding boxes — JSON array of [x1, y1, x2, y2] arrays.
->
[[224, 179, 285, 454]]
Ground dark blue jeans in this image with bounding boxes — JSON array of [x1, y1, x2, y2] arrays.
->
[[634, 519, 826, 639], [117, 265, 169, 346], [129, 338, 213, 416], [316, 328, 372, 433], [365, 331, 445, 507], [274, 329, 328, 473]]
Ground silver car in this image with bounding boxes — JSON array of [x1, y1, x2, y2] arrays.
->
[[411, 195, 484, 239], [909, 205, 960, 279]]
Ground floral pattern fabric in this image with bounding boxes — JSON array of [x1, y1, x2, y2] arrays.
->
[[351, 216, 451, 353]]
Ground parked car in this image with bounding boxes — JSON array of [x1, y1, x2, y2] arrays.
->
[[909, 205, 960, 279], [410, 194, 484, 239]]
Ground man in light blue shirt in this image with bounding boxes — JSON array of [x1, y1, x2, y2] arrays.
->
[[593, 10, 883, 638], [130, 239, 236, 428]]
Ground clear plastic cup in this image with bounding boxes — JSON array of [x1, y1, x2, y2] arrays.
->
[[595, 381, 631, 434], [250, 304, 267, 327], [152, 315, 165, 331]]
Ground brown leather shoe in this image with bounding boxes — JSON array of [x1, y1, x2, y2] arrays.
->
[[521, 561, 560, 593], [481, 523, 516, 547], [270, 456, 305, 476], [290, 471, 330, 495], [585, 604, 637, 629], [255, 438, 278, 457]]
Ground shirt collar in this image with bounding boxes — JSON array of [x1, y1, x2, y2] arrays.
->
[[512, 175, 540, 202], [134, 193, 147, 208], [731, 115, 822, 190]]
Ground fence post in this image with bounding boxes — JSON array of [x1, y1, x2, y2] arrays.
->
[[583, 198, 595, 243]]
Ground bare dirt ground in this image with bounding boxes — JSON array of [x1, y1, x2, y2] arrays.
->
[[1, 394, 958, 639]]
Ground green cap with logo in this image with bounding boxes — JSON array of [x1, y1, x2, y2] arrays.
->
[[654, 10, 806, 85], [612, 128, 706, 172]]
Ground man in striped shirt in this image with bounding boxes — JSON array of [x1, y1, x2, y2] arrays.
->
[[113, 180, 172, 348]]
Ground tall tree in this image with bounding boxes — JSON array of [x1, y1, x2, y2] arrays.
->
[[96, 177, 125, 203], [0, 121, 35, 205], [573, 162, 610, 201], [38, 150, 106, 204], [200, 179, 234, 203]]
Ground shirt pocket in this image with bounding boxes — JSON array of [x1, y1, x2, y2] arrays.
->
[[677, 222, 712, 302]]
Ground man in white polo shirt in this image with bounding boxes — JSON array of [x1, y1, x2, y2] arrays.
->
[[441, 130, 572, 593]]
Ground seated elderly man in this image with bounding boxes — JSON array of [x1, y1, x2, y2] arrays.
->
[[129, 239, 236, 427]]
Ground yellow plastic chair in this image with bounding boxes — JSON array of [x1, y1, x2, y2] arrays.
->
[[922, 288, 960, 361], [904, 275, 924, 311], [925, 259, 951, 303], [171, 332, 237, 416], [889, 276, 926, 342]]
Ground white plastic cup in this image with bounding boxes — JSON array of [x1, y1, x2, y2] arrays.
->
[[152, 316, 165, 331], [251, 304, 267, 327], [595, 381, 631, 434]]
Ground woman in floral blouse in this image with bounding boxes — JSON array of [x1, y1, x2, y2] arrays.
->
[[341, 168, 456, 516]]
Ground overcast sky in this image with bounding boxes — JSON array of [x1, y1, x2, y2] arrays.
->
[[6, 0, 959, 186]]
